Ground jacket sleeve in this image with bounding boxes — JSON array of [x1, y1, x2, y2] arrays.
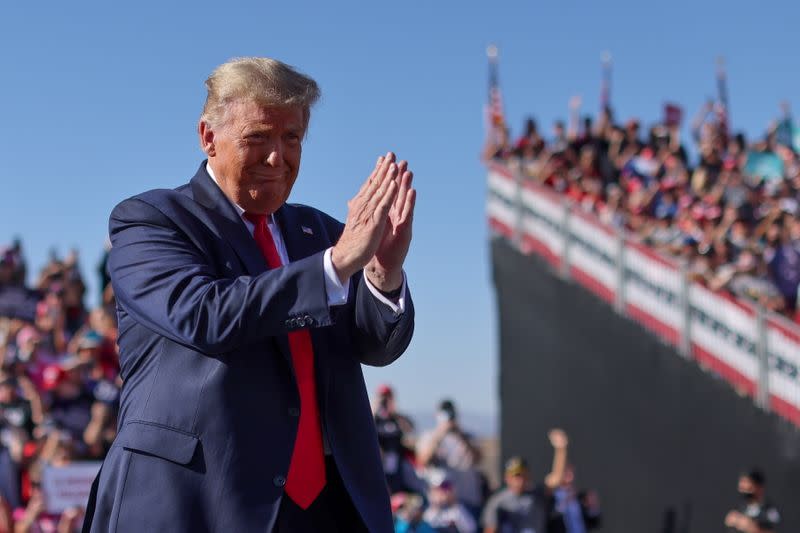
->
[[350, 274, 415, 367], [108, 197, 332, 355]]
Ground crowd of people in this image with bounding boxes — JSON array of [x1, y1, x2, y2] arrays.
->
[[373, 385, 785, 533], [0, 238, 606, 533], [484, 99, 800, 321], [6, 94, 795, 529], [373, 386, 602, 533], [0, 244, 785, 533], [0, 243, 118, 532]]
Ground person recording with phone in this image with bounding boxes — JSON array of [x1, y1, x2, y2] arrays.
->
[[417, 399, 485, 520]]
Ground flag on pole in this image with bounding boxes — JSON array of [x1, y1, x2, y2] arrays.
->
[[715, 57, 730, 141], [600, 51, 612, 111], [485, 44, 505, 133]]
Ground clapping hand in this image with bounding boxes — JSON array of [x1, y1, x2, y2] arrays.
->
[[331, 152, 416, 291], [367, 158, 415, 292]]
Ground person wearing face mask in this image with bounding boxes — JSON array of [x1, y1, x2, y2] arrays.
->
[[724, 470, 781, 533]]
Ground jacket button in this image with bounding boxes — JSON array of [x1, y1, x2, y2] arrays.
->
[[288, 407, 300, 417], [273, 476, 286, 487]]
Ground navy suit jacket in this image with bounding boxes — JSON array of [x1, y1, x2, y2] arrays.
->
[[85, 163, 414, 532]]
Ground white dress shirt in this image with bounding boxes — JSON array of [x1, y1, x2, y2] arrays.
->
[[206, 163, 405, 315]]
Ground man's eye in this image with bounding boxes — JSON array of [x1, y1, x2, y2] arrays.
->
[[246, 133, 265, 142]]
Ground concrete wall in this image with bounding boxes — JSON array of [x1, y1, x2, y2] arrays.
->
[[493, 238, 800, 532]]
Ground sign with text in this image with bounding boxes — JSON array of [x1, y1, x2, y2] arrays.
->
[[41, 462, 101, 514]]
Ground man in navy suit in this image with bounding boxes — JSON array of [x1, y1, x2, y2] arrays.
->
[[83, 57, 416, 532]]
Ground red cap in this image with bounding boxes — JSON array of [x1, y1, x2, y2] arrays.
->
[[390, 493, 407, 513], [377, 384, 393, 397], [42, 365, 67, 391]]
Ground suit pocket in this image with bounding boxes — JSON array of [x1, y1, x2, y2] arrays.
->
[[114, 422, 207, 532], [116, 420, 199, 465]]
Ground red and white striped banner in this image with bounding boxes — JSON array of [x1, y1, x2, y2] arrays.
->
[[487, 163, 800, 427]]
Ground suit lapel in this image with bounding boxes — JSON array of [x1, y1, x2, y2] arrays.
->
[[189, 162, 267, 276], [273, 203, 322, 263], [189, 163, 297, 366], [190, 166, 334, 384]]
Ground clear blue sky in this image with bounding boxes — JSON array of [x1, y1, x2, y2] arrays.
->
[[2, 0, 799, 422]]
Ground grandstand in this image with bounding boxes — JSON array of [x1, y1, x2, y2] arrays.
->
[[487, 100, 800, 530]]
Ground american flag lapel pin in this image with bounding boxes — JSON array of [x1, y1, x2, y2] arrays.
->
[[301, 225, 314, 236]]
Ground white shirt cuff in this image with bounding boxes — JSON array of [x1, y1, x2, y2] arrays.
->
[[323, 248, 350, 306], [364, 271, 407, 316]]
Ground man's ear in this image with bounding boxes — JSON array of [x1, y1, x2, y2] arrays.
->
[[199, 121, 216, 157]]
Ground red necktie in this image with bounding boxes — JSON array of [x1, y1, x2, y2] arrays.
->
[[244, 212, 326, 509]]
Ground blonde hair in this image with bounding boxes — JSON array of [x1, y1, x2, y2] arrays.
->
[[200, 57, 320, 131]]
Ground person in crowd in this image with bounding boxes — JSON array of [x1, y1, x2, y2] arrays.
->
[[417, 399, 486, 519], [0, 495, 11, 533], [0, 240, 122, 532], [0, 441, 21, 512], [481, 429, 569, 533], [42, 363, 93, 452], [13, 429, 84, 533], [488, 98, 800, 323], [724, 469, 781, 532], [709, 250, 785, 311], [483, 126, 513, 162], [0, 374, 35, 464], [394, 493, 437, 533], [422, 477, 477, 533], [374, 384, 420, 494], [0, 241, 26, 289], [551, 464, 601, 533], [514, 118, 545, 157]]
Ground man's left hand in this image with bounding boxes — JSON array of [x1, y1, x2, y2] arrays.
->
[[366, 159, 416, 292]]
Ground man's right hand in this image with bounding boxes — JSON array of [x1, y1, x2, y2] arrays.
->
[[331, 152, 401, 282]]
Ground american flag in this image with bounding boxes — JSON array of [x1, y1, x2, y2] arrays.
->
[[485, 44, 505, 132]]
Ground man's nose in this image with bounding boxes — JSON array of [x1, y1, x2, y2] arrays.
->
[[264, 143, 282, 166]]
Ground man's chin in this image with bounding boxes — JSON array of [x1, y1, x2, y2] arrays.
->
[[245, 189, 288, 215]]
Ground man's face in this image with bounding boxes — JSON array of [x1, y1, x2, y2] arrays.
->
[[737, 475, 763, 501], [505, 471, 529, 493], [379, 394, 395, 413], [562, 465, 575, 486], [0, 263, 11, 284], [429, 486, 455, 506], [202, 100, 304, 214]]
